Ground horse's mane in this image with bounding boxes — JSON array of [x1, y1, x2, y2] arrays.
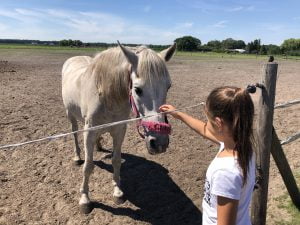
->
[[90, 46, 169, 108]]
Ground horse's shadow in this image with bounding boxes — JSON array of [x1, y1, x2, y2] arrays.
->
[[93, 149, 202, 225]]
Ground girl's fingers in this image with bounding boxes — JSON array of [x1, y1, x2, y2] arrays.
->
[[159, 105, 169, 111], [160, 106, 173, 112]]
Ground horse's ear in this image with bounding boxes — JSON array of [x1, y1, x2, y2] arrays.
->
[[159, 43, 176, 62], [117, 41, 138, 67]]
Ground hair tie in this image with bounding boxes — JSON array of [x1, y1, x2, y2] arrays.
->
[[246, 84, 256, 94]]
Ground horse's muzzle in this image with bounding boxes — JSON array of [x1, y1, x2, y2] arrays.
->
[[146, 135, 169, 155]]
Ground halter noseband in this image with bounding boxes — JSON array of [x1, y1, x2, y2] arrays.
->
[[128, 70, 171, 139]]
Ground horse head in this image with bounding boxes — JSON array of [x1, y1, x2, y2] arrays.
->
[[118, 42, 176, 155]]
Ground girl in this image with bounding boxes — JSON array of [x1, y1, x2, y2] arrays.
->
[[159, 86, 256, 225]]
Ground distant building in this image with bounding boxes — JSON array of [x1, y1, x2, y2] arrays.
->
[[31, 42, 38, 45], [233, 49, 246, 53]]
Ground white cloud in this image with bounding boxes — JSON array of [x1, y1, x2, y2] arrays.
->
[[227, 5, 255, 12], [0, 8, 183, 44], [213, 20, 228, 28], [228, 6, 244, 12], [0, 9, 22, 21], [15, 8, 44, 17]]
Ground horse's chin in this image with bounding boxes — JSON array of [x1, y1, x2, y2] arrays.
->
[[146, 145, 167, 155], [145, 135, 169, 154]]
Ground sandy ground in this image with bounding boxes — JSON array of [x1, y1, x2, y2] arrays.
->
[[0, 49, 299, 225]]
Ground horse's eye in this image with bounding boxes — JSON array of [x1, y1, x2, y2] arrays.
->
[[135, 87, 143, 96]]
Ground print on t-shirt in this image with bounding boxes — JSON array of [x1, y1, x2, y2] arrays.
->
[[204, 179, 211, 206]]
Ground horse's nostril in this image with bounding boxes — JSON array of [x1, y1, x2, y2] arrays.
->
[[149, 139, 156, 149]]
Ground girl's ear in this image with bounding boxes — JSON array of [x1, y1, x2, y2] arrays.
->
[[214, 117, 223, 130]]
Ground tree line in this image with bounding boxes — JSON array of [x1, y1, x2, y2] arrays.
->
[[174, 36, 300, 56], [1, 37, 300, 56]]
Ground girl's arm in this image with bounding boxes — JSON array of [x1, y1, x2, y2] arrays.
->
[[159, 104, 219, 144], [217, 196, 239, 225]]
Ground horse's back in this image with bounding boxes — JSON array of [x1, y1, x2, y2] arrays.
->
[[62, 56, 92, 82], [62, 56, 92, 119]]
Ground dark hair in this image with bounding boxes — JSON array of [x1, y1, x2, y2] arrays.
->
[[206, 86, 255, 184]]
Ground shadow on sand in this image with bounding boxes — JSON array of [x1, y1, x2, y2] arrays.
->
[[92, 149, 202, 225]]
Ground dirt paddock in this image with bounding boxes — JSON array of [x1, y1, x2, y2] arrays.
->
[[0, 49, 299, 225]]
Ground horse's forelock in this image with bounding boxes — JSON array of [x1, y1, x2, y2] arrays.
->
[[136, 48, 169, 84]]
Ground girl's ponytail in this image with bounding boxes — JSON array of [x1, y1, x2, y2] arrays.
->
[[232, 88, 254, 184]]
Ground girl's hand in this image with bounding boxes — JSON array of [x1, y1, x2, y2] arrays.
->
[[159, 104, 181, 119]]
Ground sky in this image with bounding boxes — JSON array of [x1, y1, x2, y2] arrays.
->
[[0, 0, 299, 45]]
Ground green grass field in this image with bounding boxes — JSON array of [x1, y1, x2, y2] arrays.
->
[[0, 43, 105, 52], [1, 43, 300, 60], [175, 50, 300, 60]]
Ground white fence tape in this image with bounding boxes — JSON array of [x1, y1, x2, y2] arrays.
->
[[275, 99, 300, 109], [2, 97, 300, 150], [280, 131, 300, 145], [274, 99, 300, 145], [0, 102, 205, 150]]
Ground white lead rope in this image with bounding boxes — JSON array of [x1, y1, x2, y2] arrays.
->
[[0, 102, 205, 150]]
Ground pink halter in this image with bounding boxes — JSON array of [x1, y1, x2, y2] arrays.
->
[[129, 90, 171, 139]]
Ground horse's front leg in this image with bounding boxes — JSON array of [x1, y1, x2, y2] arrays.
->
[[79, 122, 96, 214], [110, 124, 127, 204]]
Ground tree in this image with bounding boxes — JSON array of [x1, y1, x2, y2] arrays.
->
[[199, 44, 213, 52], [207, 40, 222, 50], [259, 45, 267, 55], [59, 39, 68, 46], [73, 40, 83, 47], [174, 36, 201, 51], [281, 38, 300, 53], [59, 39, 83, 47], [246, 39, 261, 54], [221, 38, 246, 50], [265, 44, 281, 55], [236, 40, 246, 49]]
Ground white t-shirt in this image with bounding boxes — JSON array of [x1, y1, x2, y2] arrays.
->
[[202, 142, 255, 225]]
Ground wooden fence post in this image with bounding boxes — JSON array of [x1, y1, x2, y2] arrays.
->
[[271, 127, 300, 209], [251, 62, 278, 225]]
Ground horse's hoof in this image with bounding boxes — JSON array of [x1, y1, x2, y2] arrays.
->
[[113, 195, 126, 205], [80, 203, 93, 214], [73, 160, 84, 166]]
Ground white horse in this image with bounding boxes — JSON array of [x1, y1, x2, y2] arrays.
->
[[62, 42, 176, 213]]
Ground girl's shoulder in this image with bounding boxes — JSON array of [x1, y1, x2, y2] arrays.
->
[[210, 155, 240, 175]]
